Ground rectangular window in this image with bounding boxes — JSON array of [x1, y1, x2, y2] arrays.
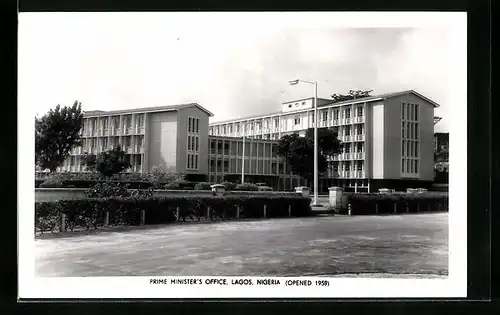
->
[[415, 123, 419, 139], [402, 122, 405, 138], [402, 141, 405, 156], [236, 124, 240, 132], [345, 108, 351, 119], [345, 126, 351, 136], [402, 159, 405, 173], [406, 141, 410, 157], [402, 103, 405, 120], [195, 155, 198, 169], [222, 126, 226, 134], [407, 105, 411, 121], [188, 118, 192, 133], [187, 154, 191, 169], [333, 109, 339, 120], [251, 123, 254, 131], [322, 111, 328, 122], [415, 142, 419, 157], [357, 107, 363, 117], [407, 159, 411, 173], [228, 125, 232, 133], [187, 136, 191, 151], [415, 160, 419, 173], [357, 126, 363, 135], [275, 118, 279, 128], [406, 122, 411, 138], [195, 137, 199, 151], [294, 116, 300, 125], [415, 105, 419, 121]]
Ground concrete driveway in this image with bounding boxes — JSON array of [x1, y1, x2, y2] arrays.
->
[[35, 213, 448, 277]]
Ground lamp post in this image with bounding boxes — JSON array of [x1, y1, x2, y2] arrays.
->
[[288, 79, 319, 206]]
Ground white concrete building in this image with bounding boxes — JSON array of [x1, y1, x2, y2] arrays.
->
[[209, 90, 439, 192]]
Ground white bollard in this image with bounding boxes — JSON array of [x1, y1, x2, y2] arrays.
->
[[140, 210, 146, 226], [60, 213, 67, 232], [348, 204, 352, 216]]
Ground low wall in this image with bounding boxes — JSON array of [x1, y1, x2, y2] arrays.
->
[[35, 188, 302, 202]]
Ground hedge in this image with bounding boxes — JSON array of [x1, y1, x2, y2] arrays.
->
[[35, 195, 313, 233], [342, 193, 448, 215]]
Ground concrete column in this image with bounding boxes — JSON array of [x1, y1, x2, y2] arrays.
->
[[328, 186, 343, 211]]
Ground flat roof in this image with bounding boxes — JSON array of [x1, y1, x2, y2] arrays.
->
[[84, 103, 214, 118]]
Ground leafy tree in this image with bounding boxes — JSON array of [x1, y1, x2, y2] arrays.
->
[[331, 90, 373, 103], [276, 128, 342, 182], [35, 101, 84, 172], [82, 146, 130, 178]]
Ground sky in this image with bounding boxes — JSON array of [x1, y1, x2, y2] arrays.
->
[[18, 12, 466, 132]]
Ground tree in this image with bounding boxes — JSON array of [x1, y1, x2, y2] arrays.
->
[[276, 128, 342, 182], [331, 90, 373, 103], [35, 101, 84, 172], [82, 146, 131, 178]]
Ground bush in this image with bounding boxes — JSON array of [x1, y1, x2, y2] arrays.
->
[[194, 182, 212, 190], [344, 193, 449, 215], [39, 176, 65, 188], [235, 183, 259, 191], [35, 195, 313, 232], [221, 181, 237, 191]]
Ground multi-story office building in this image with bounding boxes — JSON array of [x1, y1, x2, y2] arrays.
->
[[209, 90, 439, 192], [207, 136, 305, 190], [58, 103, 213, 181], [57, 89, 438, 192]]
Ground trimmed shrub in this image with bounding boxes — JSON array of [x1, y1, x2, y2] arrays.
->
[[344, 193, 448, 215], [221, 181, 237, 191], [235, 183, 259, 191], [194, 182, 212, 190], [34, 195, 313, 232], [39, 177, 65, 188]]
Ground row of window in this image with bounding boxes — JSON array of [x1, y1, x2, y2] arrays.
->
[[187, 154, 199, 170], [188, 117, 200, 133], [81, 136, 144, 148], [210, 106, 365, 135], [341, 143, 365, 153], [187, 135, 200, 152], [402, 140, 419, 158], [208, 159, 365, 174], [84, 116, 145, 132], [402, 122, 419, 140], [401, 103, 419, 121], [402, 158, 419, 174]]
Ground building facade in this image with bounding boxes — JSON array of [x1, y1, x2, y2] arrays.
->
[[208, 90, 438, 192], [58, 103, 213, 180], [57, 90, 438, 193]]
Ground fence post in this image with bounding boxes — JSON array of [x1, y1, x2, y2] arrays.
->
[[393, 203, 397, 214], [176, 207, 180, 222], [140, 210, 146, 226], [288, 205, 292, 217], [348, 204, 352, 216], [263, 205, 267, 218], [60, 213, 67, 232], [207, 206, 211, 220], [236, 206, 240, 220], [105, 211, 110, 226]]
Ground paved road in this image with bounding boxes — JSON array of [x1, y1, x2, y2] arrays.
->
[[35, 213, 448, 277]]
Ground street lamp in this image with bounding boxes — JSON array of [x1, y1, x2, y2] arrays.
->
[[288, 79, 319, 206]]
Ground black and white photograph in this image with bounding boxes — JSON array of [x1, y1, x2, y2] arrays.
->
[[18, 12, 467, 299]]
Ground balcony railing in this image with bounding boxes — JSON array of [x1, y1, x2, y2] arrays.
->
[[332, 119, 340, 126], [341, 118, 351, 125], [354, 134, 365, 141], [341, 135, 352, 142], [353, 152, 365, 160], [354, 116, 365, 123]]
